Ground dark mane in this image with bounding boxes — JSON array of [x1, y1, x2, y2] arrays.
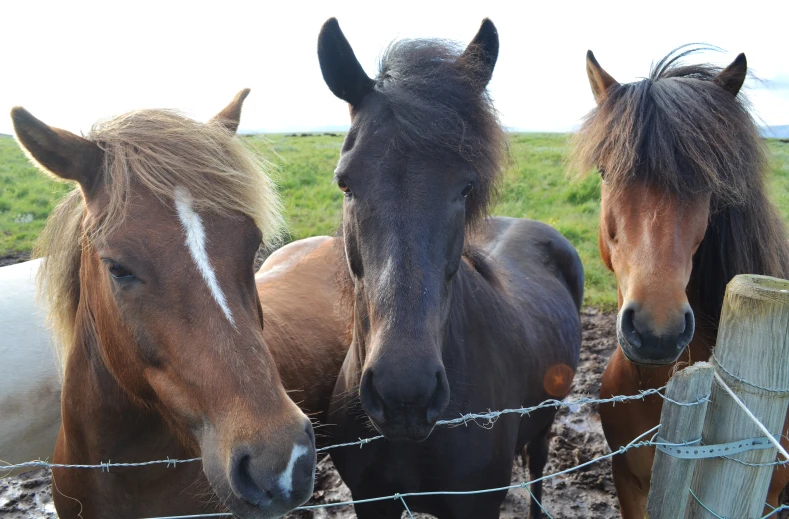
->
[[374, 39, 506, 223], [573, 45, 789, 328]]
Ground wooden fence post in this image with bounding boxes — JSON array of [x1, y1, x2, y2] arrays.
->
[[646, 362, 714, 519], [686, 274, 789, 519]]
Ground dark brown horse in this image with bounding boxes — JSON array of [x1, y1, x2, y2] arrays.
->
[[11, 93, 326, 519], [574, 47, 789, 516], [318, 18, 584, 519]]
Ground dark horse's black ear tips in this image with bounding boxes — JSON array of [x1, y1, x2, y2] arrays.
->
[[714, 53, 747, 97], [476, 18, 500, 68], [460, 18, 499, 90], [317, 18, 374, 107]]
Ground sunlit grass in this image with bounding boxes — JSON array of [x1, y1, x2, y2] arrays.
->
[[2, 133, 787, 310]]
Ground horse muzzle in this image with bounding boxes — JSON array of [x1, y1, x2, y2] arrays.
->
[[359, 364, 450, 442], [201, 419, 316, 518], [617, 302, 695, 366]]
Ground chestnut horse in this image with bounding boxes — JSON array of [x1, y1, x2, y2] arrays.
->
[[318, 18, 584, 519], [0, 241, 349, 482], [11, 92, 325, 519], [574, 47, 789, 516]]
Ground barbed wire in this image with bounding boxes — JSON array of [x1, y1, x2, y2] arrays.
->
[[1, 385, 672, 472], [689, 488, 789, 519], [142, 423, 784, 519], [143, 424, 671, 519], [0, 457, 202, 473], [3, 383, 783, 519]]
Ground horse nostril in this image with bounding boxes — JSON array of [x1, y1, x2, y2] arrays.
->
[[229, 452, 272, 506], [619, 306, 642, 347], [304, 419, 315, 445], [678, 308, 695, 348], [226, 435, 316, 512], [426, 369, 450, 425], [359, 370, 385, 423]]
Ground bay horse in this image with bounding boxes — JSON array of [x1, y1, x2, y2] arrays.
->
[[574, 47, 789, 516], [318, 18, 584, 518], [10, 92, 323, 518]]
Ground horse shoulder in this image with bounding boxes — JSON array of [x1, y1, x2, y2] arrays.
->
[[474, 216, 584, 311], [464, 218, 583, 403]]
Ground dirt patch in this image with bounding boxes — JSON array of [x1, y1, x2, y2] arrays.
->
[[0, 252, 31, 268], [289, 308, 620, 518], [0, 310, 620, 518], [535, 308, 619, 518], [0, 469, 56, 518]]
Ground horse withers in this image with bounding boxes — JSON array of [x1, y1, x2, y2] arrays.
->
[[10, 92, 317, 519], [318, 18, 584, 519], [574, 47, 789, 516]]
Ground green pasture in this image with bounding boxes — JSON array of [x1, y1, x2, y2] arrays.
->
[[1, 134, 788, 310]]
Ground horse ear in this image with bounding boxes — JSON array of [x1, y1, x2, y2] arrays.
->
[[459, 18, 499, 91], [714, 53, 747, 97], [210, 88, 251, 134], [586, 50, 619, 104], [11, 107, 103, 193], [317, 18, 374, 107]]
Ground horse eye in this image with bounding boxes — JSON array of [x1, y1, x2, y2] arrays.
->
[[598, 167, 607, 180], [461, 182, 474, 198], [337, 180, 352, 196], [106, 262, 135, 280]]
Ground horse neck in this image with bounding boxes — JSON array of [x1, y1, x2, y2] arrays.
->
[[688, 190, 789, 355], [685, 271, 717, 360]]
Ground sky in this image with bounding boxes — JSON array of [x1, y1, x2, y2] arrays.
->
[[1, 0, 787, 135]]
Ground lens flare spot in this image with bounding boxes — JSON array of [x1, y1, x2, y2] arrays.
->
[[543, 363, 575, 397]]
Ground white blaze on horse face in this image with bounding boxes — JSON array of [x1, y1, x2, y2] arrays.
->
[[174, 187, 235, 325], [277, 444, 309, 497]]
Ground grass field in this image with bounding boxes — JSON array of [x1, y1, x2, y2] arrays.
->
[[2, 134, 788, 309]]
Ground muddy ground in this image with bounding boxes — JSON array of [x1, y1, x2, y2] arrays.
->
[[0, 306, 620, 519], [0, 252, 30, 268]]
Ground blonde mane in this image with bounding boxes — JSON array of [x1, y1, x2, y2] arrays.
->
[[32, 109, 283, 363]]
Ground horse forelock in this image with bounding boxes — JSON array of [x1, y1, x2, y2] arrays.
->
[[374, 39, 507, 224], [86, 109, 283, 244], [572, 45, 766, 206], [33, 109, 283, 362]]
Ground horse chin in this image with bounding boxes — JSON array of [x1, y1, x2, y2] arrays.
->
[[201, 458, 313, 519], [212, 495, 288, 519], [616, 333, 685, 367], [368, 418, 436, 443]]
